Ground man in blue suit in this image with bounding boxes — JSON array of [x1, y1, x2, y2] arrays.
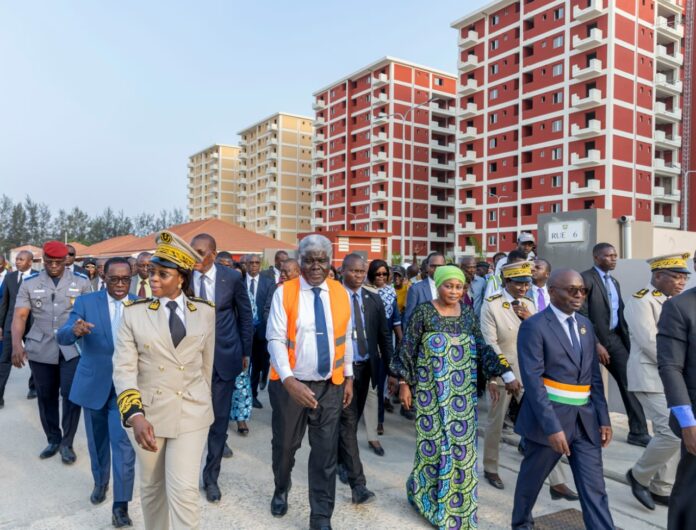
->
[[57, 257, 136, 528], [511, 269, 614, 529], [402, 251, 445, 332], [190, 234, 253, 504]]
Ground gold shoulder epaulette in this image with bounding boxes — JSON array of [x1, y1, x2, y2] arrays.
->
[[188, 296, 215, 308], [486, 294, 503, 302], [123, 298, 152, 307], [633, 289, 649, 299], [652, 290, 663, 297]]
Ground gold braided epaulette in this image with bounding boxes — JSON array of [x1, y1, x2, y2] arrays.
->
[[486, 294, 503, 302], [123, 298, 153, 307], [633, 289, 649, 299], [117, 389, 144, 427], [188, 296, 215, 308]]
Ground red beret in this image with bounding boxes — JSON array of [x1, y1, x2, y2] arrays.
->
[[43, 241, 68, 259]]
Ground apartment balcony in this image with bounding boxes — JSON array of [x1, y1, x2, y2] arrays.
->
[[266, 179, 278, 189], [654, 214, 680, 229], [654, 158, 682, 176], [238, 189, 248, 198], [373, 131, 388, 145], [373, 210, 388, 220], [570, 179, 602, 196], [655, 73, 683, 96], [573, 0, 606, 21], [430, 158, 455, 171], [238, 175, 248, 185], [571, 119, 602, 139], [312, 167, 326, 178], [371, 191, 388, 201], [455, 244, 477, 256], [458, 126, 478, 141], [237, 215, 248, 223], [430, 140, 455, 152], [458, 221, 477, 233], [311, 200, 324, 209], [456, 173, 477, 187], [372, 170, 388, 182], [312, 99, 327, 111], [429, 177, 455, 189], [315, 116, 326, 127], [266, 166, 278, 175], [458, 30, 479, 48], [313, 133, 325, 143], [458, 54, 479, 72], [458, 78, 478, 96], [310, 217, 323, 228], [654, 130, 682, 149], [373, 113, 389, 126], [373, 151, 388, 163], [239, 138, 247, 146], [187, 161, 194, 169], [430, 230, 455, 243], [312, 149, 326, 161], [657, 16, 684, 39], [573, 28, 605, 51], [430, 122, 456, 135], [653, 186, 682, 202], [459, 102, 478, 118], [373, 72, 388, 87], [572, 58, 603, 80], [311, 183, 324, 193], [458, 150, 477, 164], [430, 102, 455, 117], [456, 198, 477, 210], [656, 45, 684, 67], [429, 213, 455, 223], [210, 152, 219, 159], [654, 101, 682, 122], [572, 88, 602, 109], [571, 149, 602, 167], [373, 93, 389, 107], [431, 196, 455, 207]]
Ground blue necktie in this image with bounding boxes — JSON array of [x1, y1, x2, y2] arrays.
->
[[111, 299, 123, 346], [312, 287, 331, 377], [566, 316, 582, 363]]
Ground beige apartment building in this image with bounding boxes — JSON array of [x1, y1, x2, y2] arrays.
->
[[237, 113, 313, 244], [187, 144, 241, 223]]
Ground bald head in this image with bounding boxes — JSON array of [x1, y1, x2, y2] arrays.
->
[[547, 268, 582, 289], [548, 268, 586, 314]]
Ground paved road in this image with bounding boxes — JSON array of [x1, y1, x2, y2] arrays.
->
[[0, 368, 668, 529]]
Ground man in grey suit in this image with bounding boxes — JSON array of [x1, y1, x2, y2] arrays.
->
[[129, 252, 152, 298], [402, 252, 445, 332]]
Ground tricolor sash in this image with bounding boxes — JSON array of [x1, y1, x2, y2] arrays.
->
[[543, 378, 590, 406]]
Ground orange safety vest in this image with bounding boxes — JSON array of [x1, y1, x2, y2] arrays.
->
[[269, 277, 350, 385]]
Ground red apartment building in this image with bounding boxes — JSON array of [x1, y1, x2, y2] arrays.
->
[[311, 57, 459, 260], [452, 0, 687, 255]]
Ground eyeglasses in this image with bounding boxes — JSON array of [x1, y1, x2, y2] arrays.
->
[[556, 286, 588, 296], [374, 272, 389, 277], [248, 261, 261, 265], [106, 277, 132, 285], [302, 257, 331, 267], [67, 252, 76, 257]]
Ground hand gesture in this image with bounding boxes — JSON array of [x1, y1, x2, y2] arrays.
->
[[512, 303, 532, 320], [73, 319, 95, 337]]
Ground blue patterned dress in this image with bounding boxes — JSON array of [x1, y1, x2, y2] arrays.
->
[[390, 302, 511, 529]]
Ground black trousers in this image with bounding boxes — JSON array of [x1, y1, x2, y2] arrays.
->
[[668, 442, 696, 529], [1, 332, 35, 398], [249, 334, 269, 398], [338, 361, 372, 489], [29, 354, 81, 446], [603, 331, 648, 435], [269, 379, 343, 529], [202, 367, 234, 487]]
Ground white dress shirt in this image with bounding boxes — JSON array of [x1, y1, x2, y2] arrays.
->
[[273, 267, 281, 284], [530, 284, 550, 310], [266, 276, 354, 382], [106, 293, 127, 321], [0, 269, 6, 287], [193, 266, 216, 304], [160, 293, 186, 327], [428, 277, 438, 300], [549, 303, 581, 345]]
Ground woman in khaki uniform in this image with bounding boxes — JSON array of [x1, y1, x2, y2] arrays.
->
[[113, 231, 215, 530]]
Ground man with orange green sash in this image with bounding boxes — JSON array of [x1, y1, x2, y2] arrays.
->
[[512, 269, 614, 530]]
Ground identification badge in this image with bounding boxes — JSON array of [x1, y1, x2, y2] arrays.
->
[[68, 288, 81, 293], [34, 299, 43, 308], [33, 289, 45, 293], [502, 301, 510, 309], [580, 326, 587, 335]]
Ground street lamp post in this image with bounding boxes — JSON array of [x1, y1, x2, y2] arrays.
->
[[488, 192, 508, 254]]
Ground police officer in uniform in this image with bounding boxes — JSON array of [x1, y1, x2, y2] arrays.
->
[[479, 262, 576, 499], [113, 231, 215, 530], [625, 253, 689, 510], [11, 241, 92, 462]]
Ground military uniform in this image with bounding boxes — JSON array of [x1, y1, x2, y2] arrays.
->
[[113, 230, 215, 530], [15, 267, 91, 449]]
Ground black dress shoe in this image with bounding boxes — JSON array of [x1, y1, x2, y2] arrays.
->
[[383, 398, 394, 413], [368, 441, 385, 456], [484, 471, 504, 490], [39, 443, 60, 459], [205, 483, 222, 503], [627, 433, 652, 448], [351, 484, 376, 504], [222, 443, 233, 458], [60, 445, 76, 465], [652, 492, 670, 506], [252, 397, 263, 409], [259, 380, 267, 391], [112, 507, 133, 527], [400, 407, 415, 420], [27, 388, 37, 399], [549, 484, 579, 501], [626, 469, 655, 510], [270, 488, 289, 517], [90, 483, 108, 505], [337, 463, 349, 485]]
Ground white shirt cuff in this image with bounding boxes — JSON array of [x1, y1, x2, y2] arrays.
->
[[501, 371, 516, 384]]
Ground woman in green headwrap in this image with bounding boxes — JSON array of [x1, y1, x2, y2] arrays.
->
[[390, 265, 513, 529]]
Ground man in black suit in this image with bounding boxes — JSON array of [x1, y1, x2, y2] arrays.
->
[[262, 250, 289, 285], [580, 242, 649, 446], [337, 253, 393, 504], [190, 234, 254, 503], [245, 254, 276, 408], [65, 245, 88, 276], [0, 250, 36, 406], [658, 284, 696, 528]]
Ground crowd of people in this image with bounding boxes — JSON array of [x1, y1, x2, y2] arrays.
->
[[1, 231, 695, 530]]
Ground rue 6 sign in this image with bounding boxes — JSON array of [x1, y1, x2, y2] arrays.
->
[[548, 221, 584, 243]]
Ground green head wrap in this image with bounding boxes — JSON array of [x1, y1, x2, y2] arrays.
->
[[434, 265, 466, 289]]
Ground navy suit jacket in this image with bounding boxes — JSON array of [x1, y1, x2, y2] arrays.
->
[[515, 307, 610, 447], [247, 273, 275, 340], [57, 290, 137, 410], [402, 279, 433, 332], [213, 264, 254, 381]]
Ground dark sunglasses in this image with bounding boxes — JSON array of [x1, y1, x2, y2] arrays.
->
[[67, 252, 76, 257], [374, 272, 389, 277], [556, 286, 588, 296]]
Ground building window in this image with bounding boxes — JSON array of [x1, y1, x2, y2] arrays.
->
[[554, 7, 564, 20], [491, 39, 499, 50], [491, 88, 499, 100], [489, 162, 498, 172], [489, 138, 497, 148], [489, 210, 497, 221], [434, 77, 443, 86], [552, 119, 562, 132], [552, 64, 563, 76], [491, 15, 500, 25], [553, 36, 564, 48], [552, 203, 561, 213], [552, 175, 561, 187], [553, 92, 563, 104], [488, 235, 497, 246], [552, 148, 562, 160], [491, 64, 499, 75], [490, 113, 498, 124]]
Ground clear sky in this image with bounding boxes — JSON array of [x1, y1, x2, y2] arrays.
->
[[0, 0, 488, 216]]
